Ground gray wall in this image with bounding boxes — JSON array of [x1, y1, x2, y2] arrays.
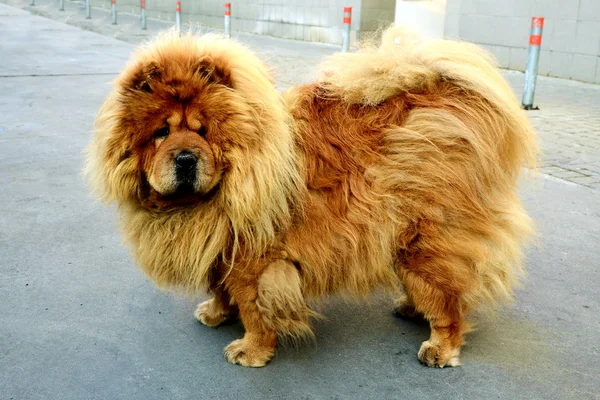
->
[[105, 0, 396, 45], [359, 0, 396, 36], [445, 0, 600, 84]]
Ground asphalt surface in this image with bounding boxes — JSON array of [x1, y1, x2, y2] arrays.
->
[[1, 3, 599, 399]]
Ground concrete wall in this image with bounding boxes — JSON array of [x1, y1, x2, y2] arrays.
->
[[104, 0, 396, 45], [360, 0, 396, 38], [394, 0, 446, 39], [444, 0, 600, 84], [98, 0, 138, 15]]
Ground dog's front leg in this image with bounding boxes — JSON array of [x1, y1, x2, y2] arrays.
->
[[222, 275, 278, 368], [222, 259, 312, 367]]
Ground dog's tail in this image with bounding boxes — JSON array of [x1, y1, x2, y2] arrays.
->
[[318, 26, 538, 173]]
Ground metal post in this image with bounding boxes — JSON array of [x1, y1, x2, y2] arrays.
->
[[175, 1, 181, 32], [224, 2, 231, 38], [111, 0, 117, 25], [141, 0, 147, 30], [59, 0, 64, 11], [522, 17, 544, 110], [30, 0, 34, 6], [85, 0, 91, 19], [341, 7, 352, 52]]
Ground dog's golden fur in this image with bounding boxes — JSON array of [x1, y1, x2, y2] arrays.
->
[[85, 27, 537, 368]]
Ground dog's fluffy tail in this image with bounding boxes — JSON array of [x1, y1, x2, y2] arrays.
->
[[318, 26, 538, 173]]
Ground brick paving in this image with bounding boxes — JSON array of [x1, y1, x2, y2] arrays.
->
[[5, 0, 600, 190], [510, 75, 600, 190]]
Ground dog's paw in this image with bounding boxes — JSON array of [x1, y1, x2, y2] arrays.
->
[[223, 336, 275, 368], [194, 299, 229, 328], [418, 340, 461, 368], [392, 296, 421, 319]]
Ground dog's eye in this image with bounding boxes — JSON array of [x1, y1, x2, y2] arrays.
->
[[198, 126, 207, 137], [154, 125, 170, 138]]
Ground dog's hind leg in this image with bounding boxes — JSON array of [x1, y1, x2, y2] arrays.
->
[[222, 259, 312, 367], [195, 288, 238, 327], [392, 293, 422, 319], [396, 258, 472, 368]]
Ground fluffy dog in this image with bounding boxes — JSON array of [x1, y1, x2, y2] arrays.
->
[[85, 27, 538, 368]]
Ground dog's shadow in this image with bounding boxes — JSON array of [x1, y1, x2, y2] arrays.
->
[[190, 293, 433, 367], [187, 293, 555, 371]]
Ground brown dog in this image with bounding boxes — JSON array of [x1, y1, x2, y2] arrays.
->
[[85, 27, 538, 368]]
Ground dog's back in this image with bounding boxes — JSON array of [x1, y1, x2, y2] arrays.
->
[[281, 27, 538, 367]]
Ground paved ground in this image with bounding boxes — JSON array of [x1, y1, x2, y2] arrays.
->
[[1, 2, 599, 399]]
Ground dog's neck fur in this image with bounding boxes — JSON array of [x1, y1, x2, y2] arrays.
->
[[120, 94, 304, 292]]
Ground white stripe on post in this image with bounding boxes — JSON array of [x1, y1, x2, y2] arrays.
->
[[175, 1, 181, 32], [224, 3, 231, 38], [111, 0, 117, 25], [341, 7, 352, 52], [141, 0, 147, 30], [522, 17, 544, 110]]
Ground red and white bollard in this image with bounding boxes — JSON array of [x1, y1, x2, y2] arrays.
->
[[224, 3, 231, 38], [111, 0, 117, 25], [175, 1, 181, 32], [522, 17, 544, 110], [341, 7, 352, 52], [141, 0, 147, 30]]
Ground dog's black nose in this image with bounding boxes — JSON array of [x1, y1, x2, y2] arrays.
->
[[175, 151, 197, 172]]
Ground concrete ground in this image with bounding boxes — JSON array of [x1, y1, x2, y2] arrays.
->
[[0, 2, 599, 399]]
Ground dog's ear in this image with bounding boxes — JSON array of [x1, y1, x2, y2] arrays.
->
[[126, 61, 163, 93], [194, 56, 232, 87]]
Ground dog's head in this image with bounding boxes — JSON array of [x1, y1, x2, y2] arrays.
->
[[86, 31, 297, 212], [116, 52, 236, 207]]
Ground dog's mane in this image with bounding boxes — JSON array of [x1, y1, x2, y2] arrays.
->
[[85, 31, 304, 291]]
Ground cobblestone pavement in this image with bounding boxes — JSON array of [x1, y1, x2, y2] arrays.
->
[[519, 76, 600, 190], [5, 0, 600, 190]]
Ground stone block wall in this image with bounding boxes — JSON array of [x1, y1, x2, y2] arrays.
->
[[445, 0, 600, 83]]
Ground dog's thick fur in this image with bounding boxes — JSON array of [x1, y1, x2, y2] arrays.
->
[[85, 27, 538, 368]]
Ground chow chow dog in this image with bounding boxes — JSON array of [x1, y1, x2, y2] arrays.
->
[[85, 27, 537, 368]]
